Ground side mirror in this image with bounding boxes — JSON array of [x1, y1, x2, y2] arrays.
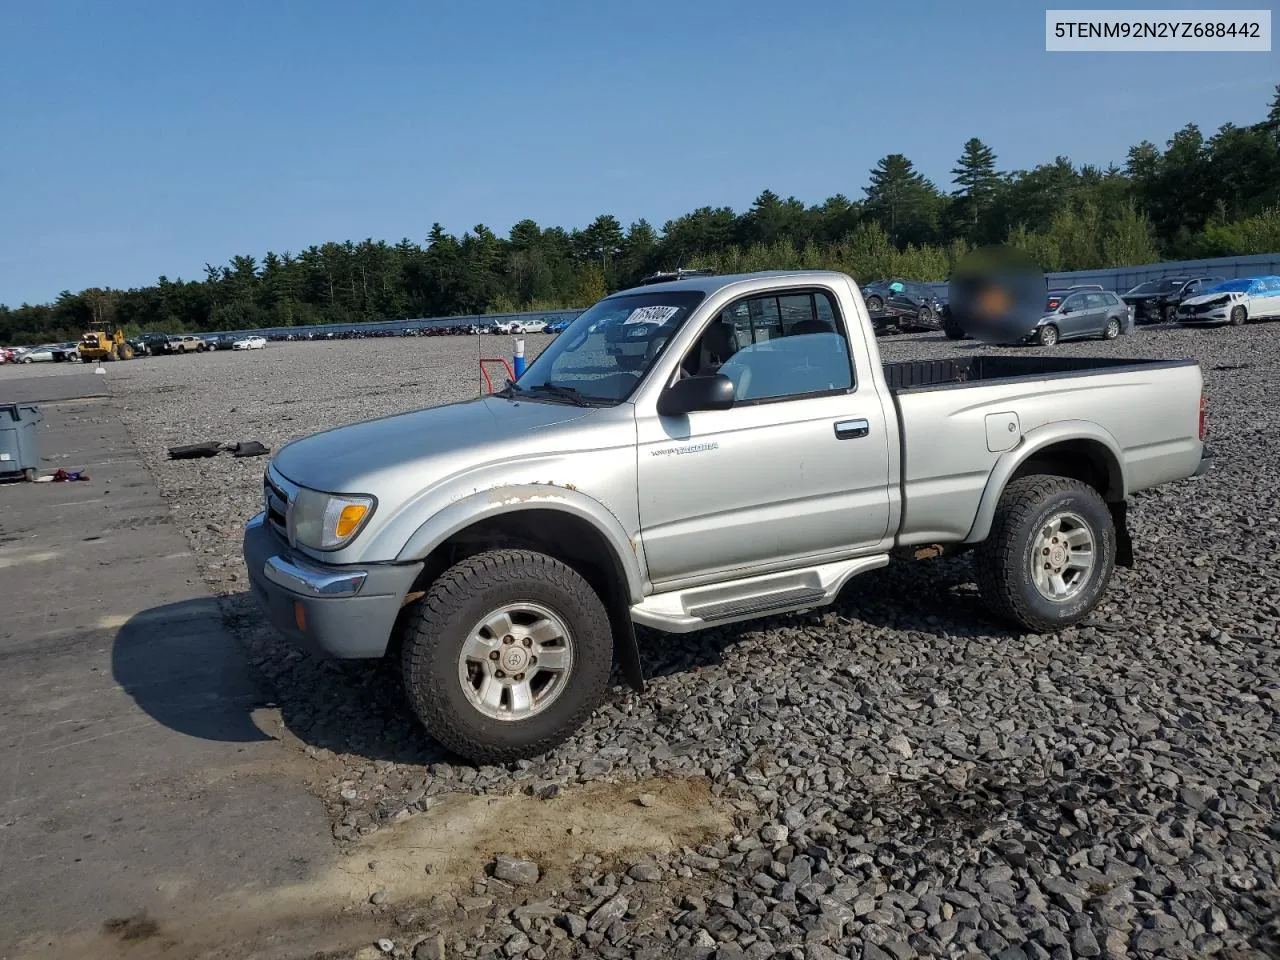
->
[[657, 374, 735, 416]]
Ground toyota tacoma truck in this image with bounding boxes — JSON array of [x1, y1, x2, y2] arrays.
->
[[243, 270, 1213, 763]]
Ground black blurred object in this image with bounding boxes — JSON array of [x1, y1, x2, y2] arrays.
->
[[226, 440, 271, 458], [168, 441, 222, 459], [947, 246, 1047, 345]]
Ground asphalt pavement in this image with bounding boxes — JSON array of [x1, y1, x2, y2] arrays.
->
[[0, 373, 339, 958]]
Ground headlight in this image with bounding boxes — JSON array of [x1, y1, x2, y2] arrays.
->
[[291, 489, 376, 550]]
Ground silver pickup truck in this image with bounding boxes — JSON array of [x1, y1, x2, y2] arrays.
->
[[242, 270, 1212, 763]]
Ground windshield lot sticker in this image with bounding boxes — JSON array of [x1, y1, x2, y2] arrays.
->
[[625, 305, 680, 325], [651, 441, 719, 457]]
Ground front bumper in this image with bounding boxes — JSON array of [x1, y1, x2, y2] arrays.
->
[[1178, 306, 1231, 324], [242, 512, 424, 658]]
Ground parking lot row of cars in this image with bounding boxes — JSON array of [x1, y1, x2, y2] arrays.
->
[[863, 273, 1280, 345], [0, 333, 267, 364]]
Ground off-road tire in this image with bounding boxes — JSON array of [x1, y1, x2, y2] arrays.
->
[[400, 549, 613, 763], [1229, 305, 1247, 326], [974, 475, 1116, 633]]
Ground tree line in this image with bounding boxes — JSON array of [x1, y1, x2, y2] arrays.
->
[[4, 87, 1278, 346]]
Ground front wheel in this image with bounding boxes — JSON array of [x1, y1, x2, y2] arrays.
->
[[916, 306, 934, 329], [1036, 324, 1059, 347], [400, 549, 613, 763], [974, 475, 1116, 633], [1229, 305, 1247, 326]]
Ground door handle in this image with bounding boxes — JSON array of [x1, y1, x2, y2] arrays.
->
[[834, 418, 870, 440]]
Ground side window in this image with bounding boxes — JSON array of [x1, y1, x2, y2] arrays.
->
[[1060, 294, 1084, 312], [681, 289, 853, 403], [1084, 293, 1107, 309]]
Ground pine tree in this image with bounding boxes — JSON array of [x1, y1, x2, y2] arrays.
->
[[950, 138, 1000, 236]]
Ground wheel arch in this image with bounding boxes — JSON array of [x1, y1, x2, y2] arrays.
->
[[965, 422, 1131, 563], [396, 491, 647, 691]]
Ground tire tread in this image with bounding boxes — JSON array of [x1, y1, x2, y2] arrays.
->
[[400, 548, 612, 764], [974, 474, 1113, 633]]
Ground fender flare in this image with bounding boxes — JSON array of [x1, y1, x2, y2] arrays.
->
[[963, 420, 1127, 545], [394, 485, 649, 691]]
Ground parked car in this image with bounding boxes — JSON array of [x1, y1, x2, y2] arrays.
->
[[1021, 289, 1130, 346], [861, 279, 945, 332], [243, 268, 1210, 763], [0, 347, 15, 363], [492, 320, 537, 335], [234, 336, 267, 350], [1121, 276, 1224, 324], [542, 318, 571, 334], [16, 345, 58, 363], [167, 335, 207, 353], [1176, 276, 1280, 326], [137, 333, 176, 355]]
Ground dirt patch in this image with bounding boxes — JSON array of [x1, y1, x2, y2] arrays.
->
[[346, 775, 733, 896], [10, 775, 738, 960]]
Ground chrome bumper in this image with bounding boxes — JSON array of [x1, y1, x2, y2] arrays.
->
[[262, 551, 367, 597]]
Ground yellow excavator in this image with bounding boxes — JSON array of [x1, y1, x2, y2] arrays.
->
[[77, 322, 135, 362]]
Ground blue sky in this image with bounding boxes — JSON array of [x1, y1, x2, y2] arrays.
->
[[1, 0, 1274, 306]]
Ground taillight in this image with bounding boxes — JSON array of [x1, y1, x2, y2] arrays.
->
[[1199, 392, 1207, 441]]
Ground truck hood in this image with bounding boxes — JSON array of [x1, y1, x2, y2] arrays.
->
[[272, 396, 599, 493]]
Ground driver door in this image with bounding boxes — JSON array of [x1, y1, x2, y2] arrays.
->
[[1055, 293, 1091, 338], [635, 287, 892, 587]]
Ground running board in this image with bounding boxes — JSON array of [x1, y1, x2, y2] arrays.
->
[[630, 554, 890, 633]]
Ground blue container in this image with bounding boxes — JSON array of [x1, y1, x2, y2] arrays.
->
[[0, 403, 42, 480]]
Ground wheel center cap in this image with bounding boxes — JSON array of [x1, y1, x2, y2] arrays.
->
[[501, 647, 530, 673], [1049, 546, 1067, 568]]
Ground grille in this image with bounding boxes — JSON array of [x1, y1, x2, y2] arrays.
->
[[264, 470, 291, 542]]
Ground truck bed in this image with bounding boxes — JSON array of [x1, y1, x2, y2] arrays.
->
[[883, 355, 1198, 394], [883, 352, 1205, 548]]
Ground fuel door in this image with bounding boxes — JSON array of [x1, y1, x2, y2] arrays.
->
[[985, 411, 1021, 453]]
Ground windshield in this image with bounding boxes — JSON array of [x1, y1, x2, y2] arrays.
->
[[511, 290, 706, 403], [1127, 279, 1180, 295]]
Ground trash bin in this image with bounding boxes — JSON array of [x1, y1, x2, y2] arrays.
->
[[0, 403, 42, 481]]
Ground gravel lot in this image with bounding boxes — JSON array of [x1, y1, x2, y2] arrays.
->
[[62, 323, 1280, 958]]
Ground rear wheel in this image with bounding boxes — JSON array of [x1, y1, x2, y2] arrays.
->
[[1229, 305, 1247, 326], [1162, 304, 1177, 324], [22, 468, 36, 482], [1036, 324, 1060, 347], [1102, 317, 1121, 340], [975, 475, 1116, 633], [400, 549, 613, 763]]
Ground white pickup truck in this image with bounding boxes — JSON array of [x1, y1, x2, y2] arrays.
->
[[243, 269, 1212, 762]]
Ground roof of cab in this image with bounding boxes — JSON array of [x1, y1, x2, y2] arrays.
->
[[605, 269, 850, 299]]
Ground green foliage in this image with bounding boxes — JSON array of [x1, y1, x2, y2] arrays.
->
[[3, 91, 1279, 346]]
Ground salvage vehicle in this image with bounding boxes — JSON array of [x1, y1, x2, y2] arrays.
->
[[1121, 276, 1223, 325], [861, 279, 945, 333], [1176, 275, 1280, 326], [1021, 289, 1131, 346], [167, 334, 207, 353], [243, 269, 1211, 763], [234, 335, 267, 350]]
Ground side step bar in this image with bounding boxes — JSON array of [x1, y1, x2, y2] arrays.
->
[[630, 554, 890, 633]]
